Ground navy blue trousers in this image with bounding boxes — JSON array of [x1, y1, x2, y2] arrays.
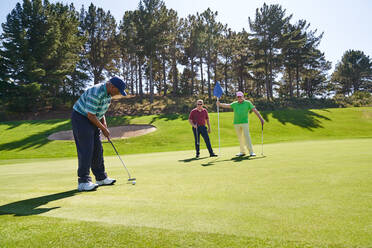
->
[[71, 110, 107, 183], [192, 126, 214, 156]]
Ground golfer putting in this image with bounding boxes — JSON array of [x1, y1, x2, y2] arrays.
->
[[71, 76, 127, 191], [217, 91, 264, 157], [189, 100, 218, 158]]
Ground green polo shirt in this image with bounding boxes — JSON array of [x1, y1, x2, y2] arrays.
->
[[230, 100, 255, 124]]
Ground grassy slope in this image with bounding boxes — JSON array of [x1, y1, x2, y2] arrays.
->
[[0, 107, 371, 160], [0, 215, 334, 248], [1, 139, 371, 247]]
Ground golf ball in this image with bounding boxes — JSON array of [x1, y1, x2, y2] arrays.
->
[[132, 181, 136, 185]]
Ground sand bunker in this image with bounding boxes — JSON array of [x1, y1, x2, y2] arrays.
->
[[48, 124, 156, 140]]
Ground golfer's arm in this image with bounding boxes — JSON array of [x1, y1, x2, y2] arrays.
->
[[218, 102, 231, 109], [87, 112, 107, 131], [188, 119, 195, 127], [206, 119, 211, 130], [252, 108, 264, 124]]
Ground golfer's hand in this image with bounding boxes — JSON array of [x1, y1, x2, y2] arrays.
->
[[260, 119, 265, 126], [193, 124, 197, 129], [102, 127, 110, 138], [208, 128, 211, 133], [216, 100, 220, 106]]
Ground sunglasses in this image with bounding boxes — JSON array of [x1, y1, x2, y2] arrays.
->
[[197, 103, 203, 105]]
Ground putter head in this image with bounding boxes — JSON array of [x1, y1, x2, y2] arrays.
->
[[128, 178, 136, 185]]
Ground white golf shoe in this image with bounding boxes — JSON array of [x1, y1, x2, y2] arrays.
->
[[96, 177, 116, 186], [235, 152, 246, 157], [78, 182, 98, 192], [250, 153, 256, 157]]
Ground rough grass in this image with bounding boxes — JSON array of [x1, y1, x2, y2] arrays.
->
[[0, 107, 371, 160], [0, 140, 371, 247]]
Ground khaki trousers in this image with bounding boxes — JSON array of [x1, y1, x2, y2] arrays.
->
[[234, 123, 254, 154]]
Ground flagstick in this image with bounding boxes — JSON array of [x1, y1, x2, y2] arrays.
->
[[217, 97, 221, 155]]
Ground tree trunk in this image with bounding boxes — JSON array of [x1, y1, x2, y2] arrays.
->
[[191, 57, 194, 95], [288, 67, 293, 98], [93, 70, 101, 85], [149, 58, 154, 103], [296, 64, 300, 98], [207, 52, 211, 101], [264, 63, 270, 100], [135, 58, 138, 95], [224, 61, 228, 94], [162, 55, 167, 96], [130, 59, 134, 95], [200, 56, 204, 94], [268, 51, 274, 100], [172, 58, 178, 96], [239, 63, 243, 91], [213, 56, 217, 93], [138, 57, 143, 99]]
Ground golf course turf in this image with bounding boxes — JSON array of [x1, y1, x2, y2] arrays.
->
[[0, 107, 371, 247]]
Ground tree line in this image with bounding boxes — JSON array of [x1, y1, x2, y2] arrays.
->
[[0, 0, 371, 112]]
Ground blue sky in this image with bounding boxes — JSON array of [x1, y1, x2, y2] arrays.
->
[[1, 0, 372, 70]]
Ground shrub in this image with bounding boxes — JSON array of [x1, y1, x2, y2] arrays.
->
[[350, 91, 372, 107], [334, 91, 372, 107], [6, 82, 42, 112]]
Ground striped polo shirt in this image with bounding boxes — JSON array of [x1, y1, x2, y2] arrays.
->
[[73, 83, 111, 119]]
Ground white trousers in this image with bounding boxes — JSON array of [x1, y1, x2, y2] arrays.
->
[[234, 123, 254, 154]]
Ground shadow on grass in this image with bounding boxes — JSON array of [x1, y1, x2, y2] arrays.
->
[[2, 119, 68, 130], [0, 190, 78, 216], [149, 113, 188, 124], [262, 109, 331, 130], [0, 120, 71, 151], [106, 116, 134, 126], [179, 156, 209, 163], [201, 155, 266, 166]]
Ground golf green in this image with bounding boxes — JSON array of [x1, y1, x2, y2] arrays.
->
[[0, 139, 371, 247]]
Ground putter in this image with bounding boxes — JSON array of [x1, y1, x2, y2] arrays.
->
[[195, 124, 199, 145], [261, 125, 264, 156], [108, 138, 136, 184]]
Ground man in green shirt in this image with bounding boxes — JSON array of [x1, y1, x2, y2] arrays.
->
[[217, 91, 264, 157]]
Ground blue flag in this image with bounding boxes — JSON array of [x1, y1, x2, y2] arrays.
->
[[213, 82, 224, 98]]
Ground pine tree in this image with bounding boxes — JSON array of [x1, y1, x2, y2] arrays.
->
[[249, 3, 292, 100], [1, 0, 84, 110], [332, 50, 372, 95], [80, 3, 118, 85], [137, 0, 169, 102], [199, 8, 223, 101]]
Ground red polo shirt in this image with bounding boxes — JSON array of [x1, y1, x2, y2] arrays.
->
[[189, 108, 209, 126]]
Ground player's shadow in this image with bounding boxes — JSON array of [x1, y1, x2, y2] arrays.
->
[[179, 156, 209, 163], [201, 155, 265, 166], [0, 189, 78, 216]]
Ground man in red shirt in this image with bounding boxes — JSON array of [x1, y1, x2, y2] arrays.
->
[[189, 99, 218, 158]]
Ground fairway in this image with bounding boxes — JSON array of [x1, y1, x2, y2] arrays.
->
[[1, 139, 371, 247]]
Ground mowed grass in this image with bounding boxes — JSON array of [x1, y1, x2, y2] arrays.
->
[[1, 107, 371, 247], [0, 107, 371, 160], [1, 139, 372, 247]]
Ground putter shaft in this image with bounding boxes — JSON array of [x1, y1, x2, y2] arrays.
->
[[261, 126, 264, 156], [108, 139, 133, 180]]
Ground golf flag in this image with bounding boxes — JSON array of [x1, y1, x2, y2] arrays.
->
[[213, 82, 223, 155], [213, 82, 224, 98]]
